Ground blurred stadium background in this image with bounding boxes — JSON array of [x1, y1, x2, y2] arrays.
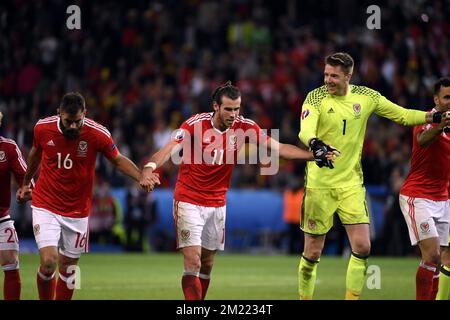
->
[[1, 0, 449, 299]]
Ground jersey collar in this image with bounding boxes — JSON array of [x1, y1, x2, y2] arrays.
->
[[57, 117, 63, 134], [210, 112, 231, 134]]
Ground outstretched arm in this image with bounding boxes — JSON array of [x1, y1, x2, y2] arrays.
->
[[108, 153, 142, 182], [417, 117, 450, 147], [375, 94, 450, 126], [263, 137, 340, 169], [264, 137, 314, 161], [139, 140, 181, 192]]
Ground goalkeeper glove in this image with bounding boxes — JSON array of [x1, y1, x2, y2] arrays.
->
[[309, 138, 340, 169], [432, 111, 450, 123]]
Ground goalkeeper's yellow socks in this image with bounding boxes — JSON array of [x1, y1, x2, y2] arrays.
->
[[298, 255, 319, 300], [436, 265, 450, 300], [345, 252, 368, 300]]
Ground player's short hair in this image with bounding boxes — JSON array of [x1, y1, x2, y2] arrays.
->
[[60, 92, 86, 114], [325, 52, 354, 74], [211, 81, 241, 106], [434, 77, 450, 95]]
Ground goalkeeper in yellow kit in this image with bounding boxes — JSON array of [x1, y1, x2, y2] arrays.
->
[[298, 52, 448, 300]]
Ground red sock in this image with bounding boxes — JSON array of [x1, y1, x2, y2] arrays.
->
[[37, 268, 56, 300], [199, 274, 210, 300], [55, 271, 75, 300], [430, 267, 440, 300], [3, 269, 21, 300], [416, 262, 437, 300], [182, 274, 202, 300]]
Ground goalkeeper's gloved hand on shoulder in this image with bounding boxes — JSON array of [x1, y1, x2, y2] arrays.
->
[[432, 111, 450, 123], [309, 138, 340, 169], [431, 111, 450, 132]]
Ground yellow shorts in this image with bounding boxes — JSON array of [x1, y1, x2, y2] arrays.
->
[[300, 185, 370, 235]]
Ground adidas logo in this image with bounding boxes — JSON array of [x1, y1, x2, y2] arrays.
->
[[328, 107, 335, 113], [47, 140, 55, 146]]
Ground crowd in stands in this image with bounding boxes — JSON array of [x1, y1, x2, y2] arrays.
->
[[1, 0, 448, 253]]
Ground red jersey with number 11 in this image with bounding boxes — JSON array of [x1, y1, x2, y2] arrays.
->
[[173, 112, 268, 207], [31, 116, 119, 218]]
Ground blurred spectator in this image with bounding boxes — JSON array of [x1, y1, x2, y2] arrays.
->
[[1, 0, 449, 253], [89, 181, 120, 245], [282, 177, 304, 255], [375, 167, 415, 256], [124, 183, 157, 252]]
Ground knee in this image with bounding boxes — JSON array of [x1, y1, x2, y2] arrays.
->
[[303, 249, 322, 262], [0, 250, 19, 267], [185, 255, 201, 272], [441, 249, 450, 268], [442, 257, 450, 268], [1, 259, 19, 272], [425, 254, 441, 266], [40, 254, 57, 273], [59, 256, 79, 274], [200, 257, 214, 274], [352, 242, 371, 257]]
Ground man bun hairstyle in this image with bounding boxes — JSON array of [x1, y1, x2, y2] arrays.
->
[[325, 52, 354, 74], [60, 92, 86, 115], [211, 81, 241, 106]]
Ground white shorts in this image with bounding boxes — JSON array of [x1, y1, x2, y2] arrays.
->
[[173, 200, 226, 251], [399, 195, 450, 246], [0, 217, 19, 251], [32, 206, 89, 259]]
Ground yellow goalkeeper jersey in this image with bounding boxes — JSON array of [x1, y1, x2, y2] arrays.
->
[[298, 85, 427, 189]]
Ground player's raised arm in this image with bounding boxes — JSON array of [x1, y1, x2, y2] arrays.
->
[[17, 145, 41, 202], [374, 92, 449, 126], [140, 139, 181, 192], [417, 118, 450, 147], [263, 137, 313, 161], [263, 137, 340, 167]]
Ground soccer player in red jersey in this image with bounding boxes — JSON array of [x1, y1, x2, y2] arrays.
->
[[436, 183, 450, 300], [399, 77, 450, 300], [0, 111, 31, 300], [17, 93, 160, 300], [140, 81, 338, 300]]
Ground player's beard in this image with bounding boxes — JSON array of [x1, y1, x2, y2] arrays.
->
[[60, 122, 81, 140], [221, 114, 234, 128], [63, 129, 80, 139]]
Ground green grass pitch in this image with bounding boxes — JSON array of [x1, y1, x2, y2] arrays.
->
[[1, 253, 419, 300]]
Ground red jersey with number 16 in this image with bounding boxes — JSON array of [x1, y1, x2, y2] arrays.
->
[[173, 112, 269, 207], [400, 116, 450, 200], [31, 116, 119, 218]]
